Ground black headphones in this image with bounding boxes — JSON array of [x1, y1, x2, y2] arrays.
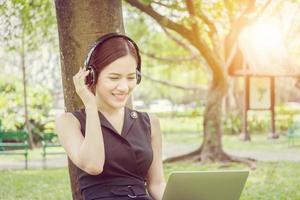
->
[[84, 32, 142, 87]]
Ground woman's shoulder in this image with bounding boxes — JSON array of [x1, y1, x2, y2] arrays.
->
[[128, 107, 160, 131], [55, 109, 84, 128], [55, 111, 73, 123]]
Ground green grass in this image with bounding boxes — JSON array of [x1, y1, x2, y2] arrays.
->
[[0, 146, 65, 162], [160, 116, 203, 133], [164, 162, 300, 200], [0, 168, 71, 200], [163, 133, 300, 151], [0, 162, 299, 200], [0, 132, 299, 199]]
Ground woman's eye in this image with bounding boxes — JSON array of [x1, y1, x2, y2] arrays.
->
[[109, 77, 119, 80], [128, 77, 136, 80]]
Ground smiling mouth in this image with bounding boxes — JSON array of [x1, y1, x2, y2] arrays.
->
[[113, 93, 127, 101]]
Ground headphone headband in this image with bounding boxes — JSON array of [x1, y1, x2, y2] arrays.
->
[[84, 33, 142, 86]]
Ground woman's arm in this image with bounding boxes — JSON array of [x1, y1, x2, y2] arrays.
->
[[146, 113, 166, 200], [55, 68, 105, 175], [55, 104, 105, 175]]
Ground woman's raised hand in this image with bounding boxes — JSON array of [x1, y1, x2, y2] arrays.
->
[[73, 67, 97, 107]]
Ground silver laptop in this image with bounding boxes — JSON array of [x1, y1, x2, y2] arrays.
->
[[162, 170, 249, 200]]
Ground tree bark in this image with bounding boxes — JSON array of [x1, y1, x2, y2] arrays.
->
[[201, 79, 227, 162], [54, 1, 124, 199]]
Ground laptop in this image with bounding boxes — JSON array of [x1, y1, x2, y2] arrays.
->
[[162, 170, 249, 200]]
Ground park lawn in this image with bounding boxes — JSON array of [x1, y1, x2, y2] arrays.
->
[[159, 116, 203, 133], [163, 133, 300, 152], [0, 161, 299, 200], [0, 146, 65, 162]]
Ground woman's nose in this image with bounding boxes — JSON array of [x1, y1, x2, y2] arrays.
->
[[116, 79, 129, 91]]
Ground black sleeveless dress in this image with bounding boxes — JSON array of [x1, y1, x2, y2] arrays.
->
[[71, 106, 154, 200]]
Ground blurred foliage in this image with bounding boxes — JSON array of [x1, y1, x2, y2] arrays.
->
[[222, 108, 296, 135], [247, 113, 270, 134], [124, 4, 208, 104], [223, 110, 242, 135], [0, 74, 53, 145], [155, 108, 297, 135], [160, 116, 203, 134], [154, 106, 204, 118], [276, 104, 299, 132], [0, 0, 56, 52]]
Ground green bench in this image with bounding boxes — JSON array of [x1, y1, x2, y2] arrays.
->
[[42, 132, 65, 168], [0, 121, 29, 169], [288, 121, 300, 147]]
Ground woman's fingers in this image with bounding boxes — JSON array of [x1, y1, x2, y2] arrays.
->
[[73, 68, 90, 89], [80, 69, 89, 77], [75, 67, 86, 77], [75, 69, 90, 86]]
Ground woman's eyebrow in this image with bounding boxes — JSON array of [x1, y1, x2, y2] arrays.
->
[[108, 72, 136, 75]]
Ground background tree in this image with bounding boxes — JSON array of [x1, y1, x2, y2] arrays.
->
[[54, 0, 125, 199], [0, 74, 53, 145], [0, 0, 56, 148], [124, 0, 279, 166], [124, 12, 209, 104]]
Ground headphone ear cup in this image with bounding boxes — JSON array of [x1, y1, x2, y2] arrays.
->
[[136, 69, 141, 84], [85, 66, 96, 86]]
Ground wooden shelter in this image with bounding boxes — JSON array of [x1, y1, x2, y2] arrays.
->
[[228, 20, 300, 140]]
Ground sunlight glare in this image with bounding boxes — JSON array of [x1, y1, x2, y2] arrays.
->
[[252, 20, 282, 50], [238, 18, 292, 75]]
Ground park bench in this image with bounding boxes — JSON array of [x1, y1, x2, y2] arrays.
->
[[288, 121, 300, 147], [0, 120, 29, 169], [42, 132, 65, 168]]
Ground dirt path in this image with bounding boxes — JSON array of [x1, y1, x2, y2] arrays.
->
[[1, 143, 300, 170]]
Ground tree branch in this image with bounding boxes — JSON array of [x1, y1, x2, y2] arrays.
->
[[140, 51, 197, 63], [224, 0, 235, 25], [141, 72, 206, 91], [126, 0, 193, 40], [185, 0, 200, 38], [196, 4, 218, 37], [140, 50, 198, 63], [159, 25, 195, 53], [151, 0, 185, 12], [126, 0, 225, 84], [185, 1, 222, 61], [225, 0, 273, 75], [151, 1, 170, 8], [159, 25, 208, 67], [195, 2, 221, 60]]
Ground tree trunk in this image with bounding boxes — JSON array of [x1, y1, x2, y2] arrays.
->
[[54, 1, 124, 199], [164, 77, 255, 168], [201, 80, 227, 162], [21, 32, 34, 149]]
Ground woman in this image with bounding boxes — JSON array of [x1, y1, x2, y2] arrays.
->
[[55, 33, 166, 200]]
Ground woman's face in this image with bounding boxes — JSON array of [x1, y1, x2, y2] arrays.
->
[[95, 54, 138, 110]]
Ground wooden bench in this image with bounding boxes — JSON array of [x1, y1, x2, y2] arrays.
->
[[42, 132, 65, 168], [288, 121, 300, 147], [0, 120, 29, 169]]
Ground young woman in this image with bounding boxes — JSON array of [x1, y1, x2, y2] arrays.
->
[[55, 33, 166, 200]]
